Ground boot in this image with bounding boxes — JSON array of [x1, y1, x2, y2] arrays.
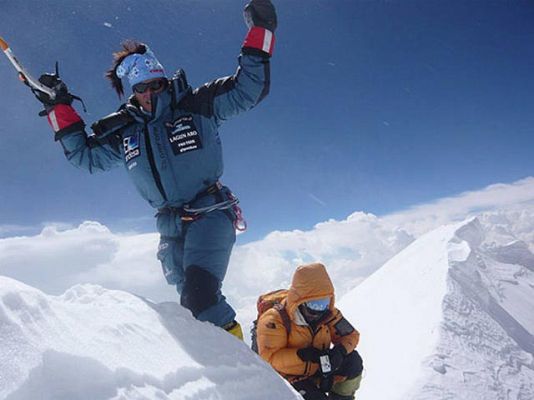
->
[[223, 320, 244, 340]]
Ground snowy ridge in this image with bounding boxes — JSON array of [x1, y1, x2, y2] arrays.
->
[[0, 279, 299, 400], [437, 219, 534, 399], [339, 217, 534, 400], [2, 207, 534, 399]]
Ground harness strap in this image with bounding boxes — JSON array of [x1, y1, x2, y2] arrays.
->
[[157, 182, 247, 231], [183, 198, 239, 215], [189, 181, 223, 204], [274, 303, 292, 335]]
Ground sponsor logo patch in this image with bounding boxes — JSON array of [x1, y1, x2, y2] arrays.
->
[[166, 115, 203, 156], [123, 134, 141, 162]]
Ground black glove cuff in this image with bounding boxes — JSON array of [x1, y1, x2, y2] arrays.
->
[[334, 344, 348, 357], [54, 121, 86, 141], [241, 47, 271, 59]]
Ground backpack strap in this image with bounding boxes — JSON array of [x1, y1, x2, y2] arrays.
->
[[274, 303, 292, 335]]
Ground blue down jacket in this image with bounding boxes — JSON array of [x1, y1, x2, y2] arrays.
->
[[56, 52, 270, 208]]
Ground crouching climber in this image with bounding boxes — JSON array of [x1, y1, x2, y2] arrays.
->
[[256, 263, 364, 399]]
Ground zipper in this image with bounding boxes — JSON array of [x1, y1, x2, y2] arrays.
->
[[143, 122, 168, 201]]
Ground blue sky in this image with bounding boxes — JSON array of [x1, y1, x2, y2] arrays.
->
[[0, 0, 533, 243]]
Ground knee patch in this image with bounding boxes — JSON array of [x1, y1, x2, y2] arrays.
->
[[180, 265, 219, 317]]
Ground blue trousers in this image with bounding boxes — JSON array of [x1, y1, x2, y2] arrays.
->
[[156, 189, 237, 327]]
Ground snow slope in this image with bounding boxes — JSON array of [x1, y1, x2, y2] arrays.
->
[[2, 208, 534, 399], [0, 279, 299, 400], [339, 217, 534, 400]]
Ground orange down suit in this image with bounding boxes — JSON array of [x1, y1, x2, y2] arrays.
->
[[257, 263, 360, 382]]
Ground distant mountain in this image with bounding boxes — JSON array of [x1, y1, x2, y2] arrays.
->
[[339, 216, 534, 400]]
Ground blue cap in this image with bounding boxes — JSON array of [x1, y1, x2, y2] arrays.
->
[[116, 47, 166, 88], [305, 297, 330, 312]]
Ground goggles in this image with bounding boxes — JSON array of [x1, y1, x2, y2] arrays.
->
[[133, 79, 167, 94], [305, 297, 330, 312]]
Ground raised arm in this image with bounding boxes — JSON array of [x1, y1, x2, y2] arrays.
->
[[34, 73, 123, 174], [186, 0, 277, 124]]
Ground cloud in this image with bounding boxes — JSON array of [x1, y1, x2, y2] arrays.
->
[[226, 212, 413, 304], [0, 177, 533, 326], [225, 176, 534, 318], [0, 221, 177, 302], [381, 176, 534, 236], [0, 222, 116, 293]]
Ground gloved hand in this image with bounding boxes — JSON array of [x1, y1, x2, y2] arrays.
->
[[244, 0, 277, 32], [327, 345, 347, 373], [297, 347, 324, 364], [33, 73, 74, 114], [30, 72, 84, 135]]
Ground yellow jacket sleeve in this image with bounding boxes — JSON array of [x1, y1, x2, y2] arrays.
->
[[327, 308, 360, 354], [257, 308, 312, 376]]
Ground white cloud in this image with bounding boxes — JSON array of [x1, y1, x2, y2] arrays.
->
[[381, 176, 534, 236], [0, 177, 533, 327], [0, 221, 177, 302], [0, 222, 115, 292], [226, 212, 413, 309], [225, 176, 534, 318]]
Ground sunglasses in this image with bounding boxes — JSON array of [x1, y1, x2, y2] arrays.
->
[[305, 297, 330, 312], [133, 79, 167, 94]]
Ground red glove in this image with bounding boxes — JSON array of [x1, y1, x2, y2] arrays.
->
[[242, 0, 277, 57], [47, 104, 83, 134]]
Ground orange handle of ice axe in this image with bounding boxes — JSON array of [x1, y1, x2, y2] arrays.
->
[[0, 37, 8, 51], [0, 36, 56, 99]]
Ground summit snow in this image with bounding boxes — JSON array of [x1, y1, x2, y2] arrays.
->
[[0, 278, 299, 400], [1, 188, 534, 398]]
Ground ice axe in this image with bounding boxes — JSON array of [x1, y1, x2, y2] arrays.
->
[[0, 36, 57, 99]]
